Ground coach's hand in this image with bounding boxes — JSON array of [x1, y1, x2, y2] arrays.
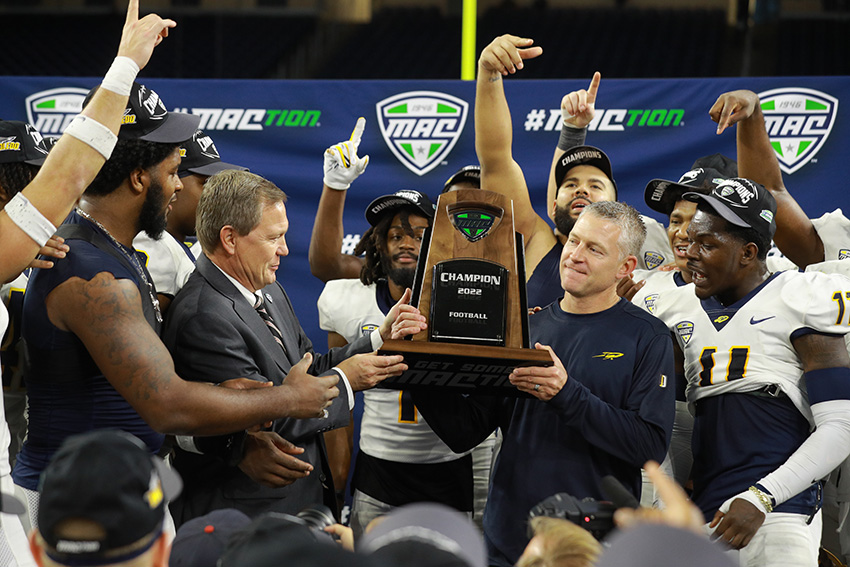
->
[[709, 90, 760, 135], [118, 0, 176, 70], [709, 497, 766, 549], [509, 343, 562, 401], [323, 117, 369, 190], [337, 353, 407, 392], [561, 72, 601, 130], [478, 34, 542, 76]]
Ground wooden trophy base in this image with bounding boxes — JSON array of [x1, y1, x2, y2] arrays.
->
[[378, 339, 553, 396]]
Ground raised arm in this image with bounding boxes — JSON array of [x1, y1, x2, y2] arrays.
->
[[475, 35, 554, 264], [546, 73, 598, 223], [309, 118, 370, 282], [0, 0, 174, 282], [710, 90, 823, 267]]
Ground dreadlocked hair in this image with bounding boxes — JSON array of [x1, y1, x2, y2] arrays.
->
[[0, 162, 38, 206], [356, 221, 388, 286], [85, 138, 179, 197], [355, 207, 423, 286]]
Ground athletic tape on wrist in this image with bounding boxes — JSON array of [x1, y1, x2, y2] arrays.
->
[[5, 192, 57, 247], [557, 124, 588, 151], [64, 115, 117, 160], [100, 56, 140, 97]]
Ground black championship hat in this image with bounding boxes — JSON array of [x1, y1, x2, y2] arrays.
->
[[644, 167, 727, 216], [179, 130, 247, 177], [442, 165, 481, 193], [0, 120, 50, 166], [38, 430, 183, 564], [554, 145, 618, 199], [84, 82, 200, 143], [684, 177, 777, 241], [365, 189, 436, 226]]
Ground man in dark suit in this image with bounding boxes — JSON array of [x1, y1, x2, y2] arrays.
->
[[162, 170, 425, 525]]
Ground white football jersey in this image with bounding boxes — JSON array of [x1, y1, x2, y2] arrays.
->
[[630, 269, 690, 314], [812, 209, 850, 262], [639, 215, 674, 271], [133, 232, 196, 297], [652, 270, 850, 424], [318, 279, 467, 463]]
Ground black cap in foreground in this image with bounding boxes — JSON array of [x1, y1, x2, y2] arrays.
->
[[169, 508, 251, 567], [219, 513, 379, 567], [38, 430, 182, 564]]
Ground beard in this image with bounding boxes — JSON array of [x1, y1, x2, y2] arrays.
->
[[139, 178, 169, 239], [381, 252, 418, 289], [554, 204, 578, 236]]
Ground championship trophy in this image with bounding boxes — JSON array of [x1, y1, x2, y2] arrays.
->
[[378, 189, 552, 394]]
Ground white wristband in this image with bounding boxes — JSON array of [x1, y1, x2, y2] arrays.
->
[[5, 193, 57, 247], [64, 115, 117, 160], [101, 56, 140, 97]]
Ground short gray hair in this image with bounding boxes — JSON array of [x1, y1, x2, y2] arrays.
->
[[196, 170, 287, 253], [579, 201, 646, 259]]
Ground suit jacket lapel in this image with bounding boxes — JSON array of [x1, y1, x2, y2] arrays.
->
[[196, 255, 293, 374]]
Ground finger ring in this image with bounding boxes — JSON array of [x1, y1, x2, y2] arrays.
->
[[534, 383, 540, 391], [321, 409, 329, 419]]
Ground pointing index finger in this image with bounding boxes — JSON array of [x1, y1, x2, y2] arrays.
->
[[350, 117, 366, 146], [125, 0, 139, 25], [586, 71, 601, 105], [716, 99, 736, 135]]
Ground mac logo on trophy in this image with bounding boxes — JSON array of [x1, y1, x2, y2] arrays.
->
[[379, 189, 552, 394]]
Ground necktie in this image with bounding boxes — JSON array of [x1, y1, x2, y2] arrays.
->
[[254, 295, 287, 354]]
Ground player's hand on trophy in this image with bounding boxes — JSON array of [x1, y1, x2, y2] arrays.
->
[[709, 90, 760, 135], [337, 353, 407, 392], [379, 288, 428, 341], [118, 0, 177, 70], [478, 34, 543, 76], [561, 72, 601, 130], [323, 117, 369, 190]]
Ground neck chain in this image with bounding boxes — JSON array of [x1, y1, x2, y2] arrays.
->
[[75, 207, 162, 323]]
